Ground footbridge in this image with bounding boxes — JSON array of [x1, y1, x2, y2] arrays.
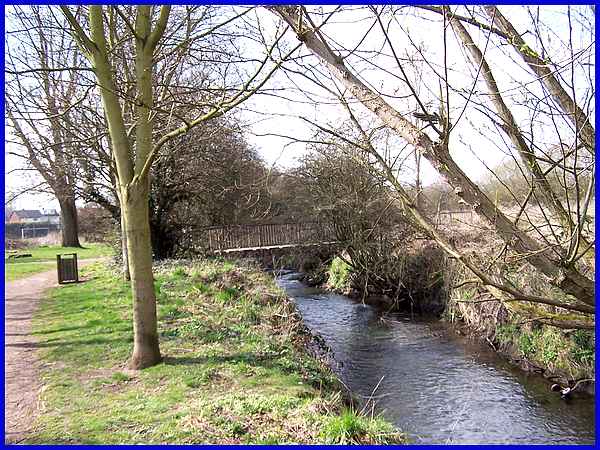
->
[[201, 222, 337, 253]]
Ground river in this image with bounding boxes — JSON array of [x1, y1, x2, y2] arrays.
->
[[276, 273, 595, 444]]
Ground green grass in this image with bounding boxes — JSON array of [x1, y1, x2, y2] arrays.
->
[[6, 243, 112, 263], [5, 243, 112, 281], [5, 262, 58, 282], [320, 408, 401, 444], [495, 322, 594, 378], [570, 330, 595, 365], [26, 259, 404, 444]]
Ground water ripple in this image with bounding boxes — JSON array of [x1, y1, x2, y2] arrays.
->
[[277, 275, 595, 444]]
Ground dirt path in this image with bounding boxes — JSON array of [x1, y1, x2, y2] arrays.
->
[[4, 259, 101, 443]]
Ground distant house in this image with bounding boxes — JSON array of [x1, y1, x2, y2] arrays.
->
[[8, 209, 43, 223], [41, 209, 61, 225], [7, 209, 61, 225]]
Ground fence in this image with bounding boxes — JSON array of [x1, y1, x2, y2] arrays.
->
[[434, 209, 475, 227], [202, 222, 334, 251], [4, 222, 61, 239]]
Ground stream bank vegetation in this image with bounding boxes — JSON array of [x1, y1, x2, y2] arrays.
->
[[264, 5, 594, 390], [27, 260, 404, 444], [287, 121, 593, 388], [295, 145, 594, 387]]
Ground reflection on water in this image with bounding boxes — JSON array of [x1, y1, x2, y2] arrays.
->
[[277, 274, 595, 444]]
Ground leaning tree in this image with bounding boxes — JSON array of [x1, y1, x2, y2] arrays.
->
[[5, 6, 96, 247], [267, 5, 594, 328]]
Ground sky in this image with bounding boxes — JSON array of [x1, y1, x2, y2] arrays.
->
[[4, 5, 594, 211], [241, 5, 594, 177]]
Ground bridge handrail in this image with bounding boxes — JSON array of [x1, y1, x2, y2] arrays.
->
[[197, 221, 321, 231], [200, 221, 334, 251]]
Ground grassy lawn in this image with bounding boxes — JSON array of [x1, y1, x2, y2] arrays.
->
[[5, 262, 58, 281], [5, 243, 112, 281], [27, 259, 403, 444]]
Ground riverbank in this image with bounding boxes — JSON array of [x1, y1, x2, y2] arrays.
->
[[445, 286, 595, 393], [303, 245, 594, 394], [277, 272, 595, 444], [24, 259, 403, 444]]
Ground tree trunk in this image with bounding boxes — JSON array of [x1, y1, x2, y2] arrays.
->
[[483, 6, 595, 155], [66, 5, 168, 371], [120, 210, 131, 281], [124, 184, 161, 369], [449, 15, 594, 259], [58, 196, 81, 247]]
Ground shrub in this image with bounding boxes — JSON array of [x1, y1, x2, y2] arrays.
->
[[327, 257, 351, 291], [518, 332, 535, 356], [570, 330, 595, 365]]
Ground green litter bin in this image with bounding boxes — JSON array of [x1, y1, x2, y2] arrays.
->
[[57, 253, 79, 284]]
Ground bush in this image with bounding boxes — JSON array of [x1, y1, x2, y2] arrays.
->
[[327, 257, 351, 291], [517, 332, 536, 356], [78, 206, 116, 243], [570, 330, 595, 365]]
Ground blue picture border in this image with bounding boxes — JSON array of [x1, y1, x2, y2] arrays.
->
[[1, 1, 597, 448]]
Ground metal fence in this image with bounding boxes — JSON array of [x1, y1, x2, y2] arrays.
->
[[4, 222, 61, 239]]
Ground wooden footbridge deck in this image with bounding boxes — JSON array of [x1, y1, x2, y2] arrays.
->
[[202, 222, 336, 252]]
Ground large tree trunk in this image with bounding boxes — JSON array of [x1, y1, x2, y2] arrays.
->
[[483, 6, 595, 155], [63, 5, 169, 371], [58, 196, 81, 247], [124, 184, 161, 369], [449, 15, 594, 260]]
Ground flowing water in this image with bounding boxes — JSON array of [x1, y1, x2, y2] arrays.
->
[[276, 273, 595, 445]]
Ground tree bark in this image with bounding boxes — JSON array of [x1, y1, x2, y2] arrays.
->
[[58, 195, 82, 247], [120, 209, 131, 281], [124, 184, 161, 369]]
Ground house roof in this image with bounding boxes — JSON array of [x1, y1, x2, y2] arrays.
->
[[12, 209, 43, 219]]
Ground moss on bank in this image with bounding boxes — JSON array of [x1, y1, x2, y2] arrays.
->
[[27, 259, 404, 444], [493, 322, 594, 380], [446, 262, 595, 385], [327, 256, 352, 292]]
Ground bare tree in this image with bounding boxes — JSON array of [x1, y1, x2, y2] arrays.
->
[[447, 10, 594, 262], [416, 5, 596, 155], [266, 5, 594, 327], [5, 6, 94, 247], [56, 5, 297, 368], [149, 115, 272, 258]]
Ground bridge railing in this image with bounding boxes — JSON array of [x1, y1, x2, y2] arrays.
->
[[201, 222, 334, 251]]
